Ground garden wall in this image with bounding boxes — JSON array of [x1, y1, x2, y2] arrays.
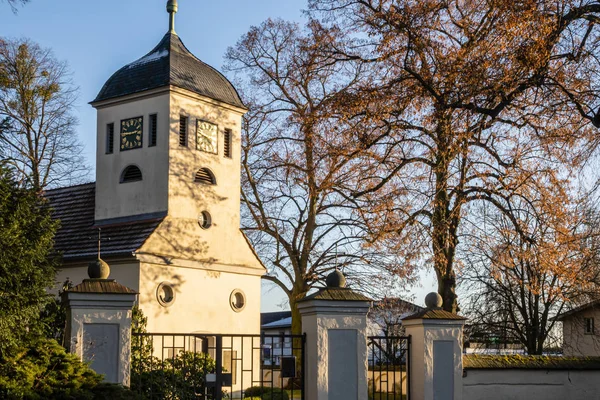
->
[[463, 355, 600, 400]]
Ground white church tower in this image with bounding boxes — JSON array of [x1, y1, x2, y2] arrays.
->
[[49, 1, 264, 334]]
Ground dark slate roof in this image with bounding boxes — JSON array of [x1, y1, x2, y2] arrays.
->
[[92, 32, 244, 109], [44, 183, 163, 260], [402, 308, 467, 321], [464, 354, 600, 370], [68, 279, 137, 294], [261, 311, 292, 326], [298, 287, 373, 302], [552, 300, 600, 321]]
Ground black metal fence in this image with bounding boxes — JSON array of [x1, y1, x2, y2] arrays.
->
[[131, 332, 305, 399], [368, 335, 411, 400]]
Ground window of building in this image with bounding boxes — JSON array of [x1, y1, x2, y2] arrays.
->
[[106, 123, 114, 154], [149, 114, 157, 147], [230, 289, 246, 312], [194, 168, 216, 185], [585, 317, 595, 335], [198, 211, 212, 229], [179, 115, 188, 146], [157, 282, 176, 307], [120, 165, 143, 183], [224, 129, 232, 158]]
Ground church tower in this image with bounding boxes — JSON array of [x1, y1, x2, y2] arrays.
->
[[91, 0, 246, 227], [48, 1, 264, 335]]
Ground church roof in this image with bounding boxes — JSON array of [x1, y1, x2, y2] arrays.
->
[[44, 183, 163, 260], [92, 32, 245, 109]]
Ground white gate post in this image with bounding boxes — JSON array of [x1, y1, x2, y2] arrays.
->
[[402, 293, 466, 400], [63, 259, 137, 386], [297, 270, 372, 400]]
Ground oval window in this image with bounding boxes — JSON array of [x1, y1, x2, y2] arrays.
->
[[157, 282, 176, 307], [230, 289, 246, 312], [198, 211, 212, 229]]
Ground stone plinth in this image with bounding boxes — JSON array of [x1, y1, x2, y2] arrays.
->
[[298, 286, 372, 400], [63, 279, 137, 386], [402, 294, 466, 400]]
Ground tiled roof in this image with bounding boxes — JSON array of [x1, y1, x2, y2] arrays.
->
[[551, 299, 600, 321], [44, 183, 163, 260], [299, 287, 373, 302], [402, 308, 467, 321], [92, 32, 244, 109], [68, 279, 137, 294]]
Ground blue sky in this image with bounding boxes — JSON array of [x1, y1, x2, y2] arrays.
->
[[1, 0, 435, 311]]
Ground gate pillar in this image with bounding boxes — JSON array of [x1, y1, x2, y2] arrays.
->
[[62, 264, 137, 386], [402, 293, 466, 400], [297, 270, 372, 400]]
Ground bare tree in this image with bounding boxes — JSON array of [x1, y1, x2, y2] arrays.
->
[[3, 0, 30, 13], [0, 38, 87, 192], [225, 19, 414, 334], [308, 0, 600, 312], [460, 184, 600, 354]]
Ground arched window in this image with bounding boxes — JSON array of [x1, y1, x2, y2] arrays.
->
[[194, 168, 216, 185], [120, 165, 143, 183]]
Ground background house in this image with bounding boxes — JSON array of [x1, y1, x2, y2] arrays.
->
[[554, 300, 600, 356]]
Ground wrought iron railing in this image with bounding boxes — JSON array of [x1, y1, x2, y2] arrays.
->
[[131, 332, 305, 399], [367, 335, 411, 400]]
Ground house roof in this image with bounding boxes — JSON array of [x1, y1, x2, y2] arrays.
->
[[44, 183, 163, 260], [552, 300, 600, 321], [262, 317, 292, 329], [92, 32, 244, 109], [261, 311, 292, 326]]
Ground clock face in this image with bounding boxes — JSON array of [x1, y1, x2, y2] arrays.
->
[[196, 120, 218, 154], [120, 116, 143, 151]]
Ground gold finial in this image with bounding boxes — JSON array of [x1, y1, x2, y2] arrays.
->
[[167, 0, 178, 33]]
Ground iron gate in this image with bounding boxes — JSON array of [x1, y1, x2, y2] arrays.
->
[[131, 332, 305, 399], [368, 335, 411, 400]]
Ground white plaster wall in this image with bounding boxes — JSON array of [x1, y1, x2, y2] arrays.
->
[[94, 93, 171, 221], [463, 369, 600, 400], [563, 311, 600, 356], [137, 261, 261, 334]]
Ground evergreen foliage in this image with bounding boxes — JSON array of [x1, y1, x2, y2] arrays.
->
[[0, 338, 137, 399], [0, 164, 58, 358]]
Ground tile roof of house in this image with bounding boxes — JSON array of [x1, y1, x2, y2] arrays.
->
[[44, 183, 163, 260], [92, 32, 245, 109], [552, 299, 600, 321], [261, 311, 292, 326]]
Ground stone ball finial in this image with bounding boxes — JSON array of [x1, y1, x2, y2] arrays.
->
[[88, 258, 110, 279], [425, 292, 443, 309], [326, 269, 346, 288]]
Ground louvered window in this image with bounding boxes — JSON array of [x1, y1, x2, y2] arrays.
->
[[106, 123, 114, 154], [195, 168, 216, 185], [149, 114, 157, 147], [120, 165, 143, 183], [179, 115, 188, 146], [224, 128, 232, 158]]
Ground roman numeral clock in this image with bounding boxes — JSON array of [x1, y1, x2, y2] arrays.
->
[[121, 117, 143, 151]]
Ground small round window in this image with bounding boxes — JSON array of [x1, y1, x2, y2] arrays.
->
[[198, 211, 212, 229], [157, 282, 176, 307], [230, 289, 246, 312]]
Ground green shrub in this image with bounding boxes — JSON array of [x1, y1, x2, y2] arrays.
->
[[244, 386, 289, 400], [0, 338, 137, 399]]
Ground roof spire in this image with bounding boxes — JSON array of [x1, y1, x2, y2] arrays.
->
[[167, 0, 178, 33]]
